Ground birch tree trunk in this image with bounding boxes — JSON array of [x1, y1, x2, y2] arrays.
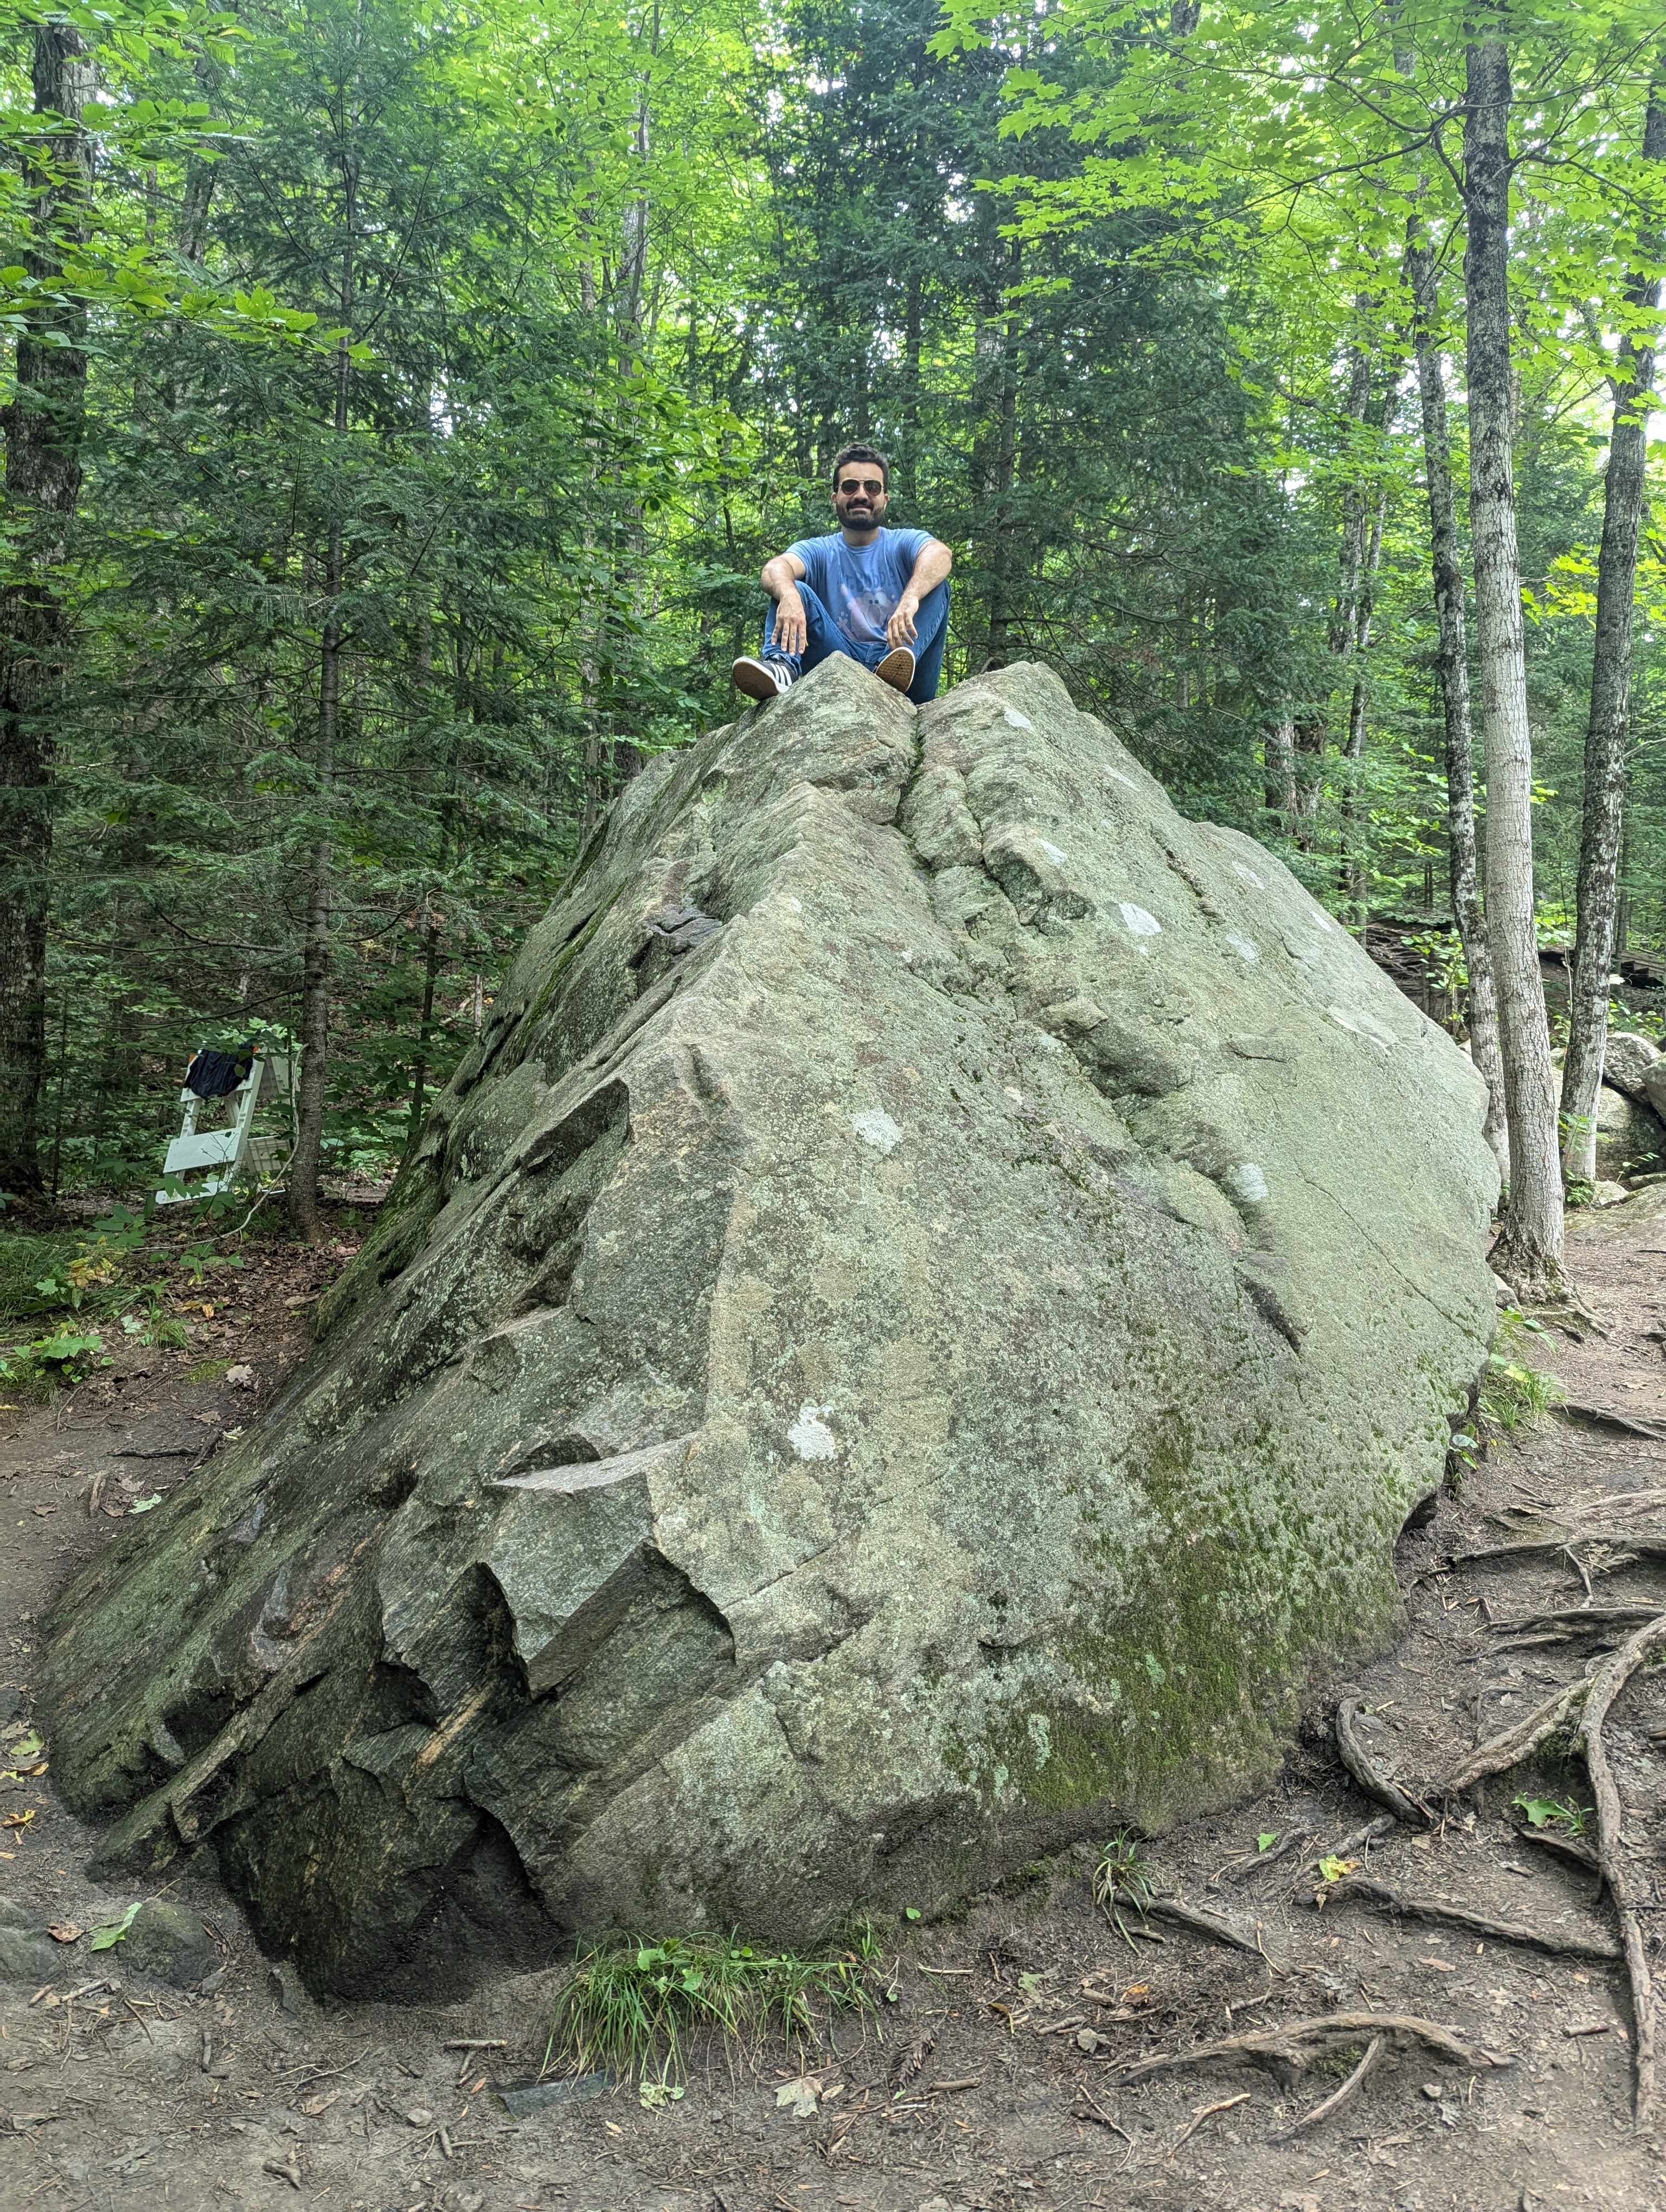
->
[[1559, 62, 1666, 1186], [0, 23, 95, 1199], [1406, 234, 1509, 1173], [1464, 34, 1563, 1291]]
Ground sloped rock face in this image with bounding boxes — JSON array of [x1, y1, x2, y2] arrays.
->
[[42, 658, 1498, 1998]]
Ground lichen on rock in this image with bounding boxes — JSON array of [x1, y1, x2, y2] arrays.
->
[[40, 655, 1497, 1998]]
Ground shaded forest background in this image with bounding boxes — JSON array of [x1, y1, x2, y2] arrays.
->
[[2, 0, 1663, 1211]]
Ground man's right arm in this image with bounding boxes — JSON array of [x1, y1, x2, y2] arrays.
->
[[761, 550, 809, 656]]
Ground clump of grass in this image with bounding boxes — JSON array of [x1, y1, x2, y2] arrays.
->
[[0, 1232, 82, 1327], [1477, 1308, 1564, 1439], [1091, 1829, 1155, 1950], [548, 1930, 876, 2087]]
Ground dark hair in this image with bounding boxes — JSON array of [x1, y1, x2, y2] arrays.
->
[[831, 442, 890, 489]]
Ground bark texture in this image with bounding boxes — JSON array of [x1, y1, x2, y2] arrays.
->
[[0, 24, 95, 1198], [1463, 36, 1562, 1289], [1560, 66, 1666, 1186], [1405, 235, 1509, 1173]]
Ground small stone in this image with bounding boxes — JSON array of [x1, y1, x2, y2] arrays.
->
[[119, 1900, 217, 1989], [406, 2107, 434, 2127], [1074, 2027, 1099, 2053], [0, 1898, 59, 1986], [1420, 2081, 1441, 2100]]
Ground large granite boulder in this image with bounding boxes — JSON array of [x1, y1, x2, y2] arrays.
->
[[41, 658, 1497, 1999], [1595, 1082, 1666, 1180], [1601, 1030, 1662, 1103]]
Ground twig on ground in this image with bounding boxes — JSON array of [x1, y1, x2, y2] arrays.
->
[[1572, 1609, 1666, 2127], [1437, 1677, 1591, 1794], [1274, 2033, 1385, 2138], [1170, 2090, 1250, 2154], [1112, 2011, 1507, 2087], [1310, 1876, 1618, 1960], [1073, 2082, 1133, 2148], [1334, 1699, 1431, 1825]]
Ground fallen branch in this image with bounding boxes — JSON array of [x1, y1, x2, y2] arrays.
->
[[1335, 1699, 1431, 1825], [1572, 1610, 1666, 2127], [1313, 1876, 1618, 1961], [1437, 1677, 1591, 1794], [1274, 2033, 1383, 2139], [1112, 2011, 1508, 2088]]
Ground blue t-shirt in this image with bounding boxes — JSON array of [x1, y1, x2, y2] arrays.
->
[[788, 527, 934, 648]]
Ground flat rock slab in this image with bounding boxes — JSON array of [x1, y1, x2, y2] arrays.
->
[[40, 657, 1496, 1998]]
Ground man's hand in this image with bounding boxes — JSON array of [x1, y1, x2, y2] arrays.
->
[[773, 588, 809, 657], [886, 593, 920, 648]]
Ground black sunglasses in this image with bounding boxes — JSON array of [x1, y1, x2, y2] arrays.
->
[[837, 477, 885, 496]]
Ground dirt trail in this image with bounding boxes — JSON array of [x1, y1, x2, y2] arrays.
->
[[3, 1195, 1666, 2212]]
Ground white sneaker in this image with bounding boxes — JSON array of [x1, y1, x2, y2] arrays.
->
[[732, 657, 794, 702], [876, 646, 915, 692]]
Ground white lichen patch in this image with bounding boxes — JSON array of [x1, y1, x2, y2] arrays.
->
[[1227, 1162, 1269, 1205], [851, 1108, 903, 1153], [1004, 707, 1035, 730], [787, 1404, 838, 1461], [1119, 902, 1162, 937], [1225, 933, 1259, 963], [1027, 1712, 1052, 1769], [1104, 767, 1137, 789], [1310, 907, 1335, 931], [1037, 839, 1068, 867], [1232, 861, 1265, 888]]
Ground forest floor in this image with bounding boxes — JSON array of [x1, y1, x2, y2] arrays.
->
[[4, 1191, 1666, 2212]]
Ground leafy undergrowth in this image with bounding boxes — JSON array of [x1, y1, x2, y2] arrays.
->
[[548, 1930, 879, 2096], [1478, 1308, 1565, 1437]]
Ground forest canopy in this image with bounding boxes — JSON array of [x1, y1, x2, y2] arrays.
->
[[0, 0, 1662, 1265]]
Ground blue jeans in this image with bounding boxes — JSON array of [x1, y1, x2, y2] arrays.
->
[[763, 580, 951, 704]]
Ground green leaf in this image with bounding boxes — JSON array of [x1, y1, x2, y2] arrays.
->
[[1256, 1832, 1277, 1853], [89, 1902, 142, 1952], [904, 1907, 922, 1921], [129, 1494, 163, 1513]]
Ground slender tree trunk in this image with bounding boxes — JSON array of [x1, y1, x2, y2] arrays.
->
[[1407, 234, 1509, 1172], [1560, 63, 1666, 1186], [1464, 34, 1562, 1290], [1265, 716, 1297, 828], [1338, 400, 1392, 923], [287, 169, 356, 1239], [0, 23, 95, 1200]]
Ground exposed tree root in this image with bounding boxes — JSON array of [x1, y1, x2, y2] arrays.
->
[[1291, 1814, 1396, 1889], [1571, 1611, 1666, 2128], [1214, 1827, 1310, 1886], [1274, 2033, 1384, 2138], [1521, 1827, 1601, 1877], [1492, 1602, 1659, 1645], [1311, 1876, 1618, 1961], [1334, 1697, 1432, 1824], [1452, 1532, 1666, 1570], [1437, 1676, 1591, 1794], [1112, 2011, 1508, 2088], [1145, 1895, 1283, 1962]]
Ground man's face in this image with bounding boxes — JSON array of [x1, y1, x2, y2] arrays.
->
[[833, 465, 888, 532]]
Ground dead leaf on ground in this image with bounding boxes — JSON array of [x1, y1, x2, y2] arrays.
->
[[46, 1924, 81, 1944]]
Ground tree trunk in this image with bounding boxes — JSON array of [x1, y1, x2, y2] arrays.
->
[[0, 23, 95, 1200], [1559, 63, 1666, 1187], [1265, 715, 1296, 828], [1464, 34, 1562, 1291], [1406, 233, 1509, 1173], [287, 170, 356, 1240]]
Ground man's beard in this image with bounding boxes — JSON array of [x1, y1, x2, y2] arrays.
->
[[839, 499, 880, 526]]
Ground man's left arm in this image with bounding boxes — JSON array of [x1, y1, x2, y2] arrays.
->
[[887, 538, 953, 648]]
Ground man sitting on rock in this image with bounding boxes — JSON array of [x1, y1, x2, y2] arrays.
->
[[732, 443, 953, 705]]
